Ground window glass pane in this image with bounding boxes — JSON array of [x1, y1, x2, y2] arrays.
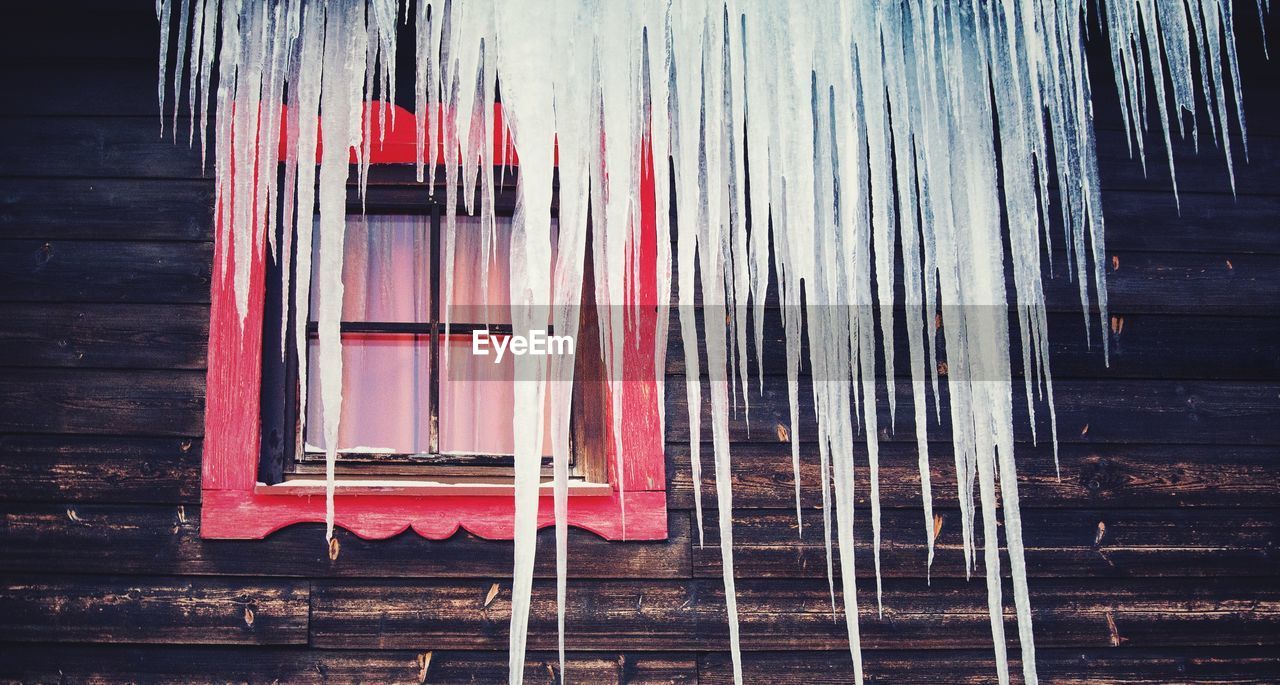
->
[[308, 214, 432, 323], [302, 212, 564, 459], [304, 333, 432, 454], [438, 335, 554, 456], [446, 214, 559, 325]]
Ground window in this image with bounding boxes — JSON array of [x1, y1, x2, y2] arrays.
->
[[201, 102, 665, 541], [259, 194, 609, 489]]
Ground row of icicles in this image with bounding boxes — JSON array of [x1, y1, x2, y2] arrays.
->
[[158, 0, 1253, 682]]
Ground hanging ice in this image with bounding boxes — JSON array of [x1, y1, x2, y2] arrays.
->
[[159, 1, 1258, 683]]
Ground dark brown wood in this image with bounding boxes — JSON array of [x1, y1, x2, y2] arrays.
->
[[690, 508, 1280, 579], [0, 645, 699, 685], [667, 312, 1280, 380], [666, 442, 1280, 510], [700, 648, 1280, 684], [5, 112, 1279, 196], [0, 504, 691, 579], [0, 3, 1276, 680], [0, 239, 212, 304], [682, 249, 1280, 313], [0, 368, 205, 436], [10, 370, 1279, 444], [665, 378, 1280, 445], [1089, 190, 1280, 255], [309, 577, 1280, 650], [0, 434, 199, 504], [0, 178, 214, 241], [0, 575, 309, 645], [572, 226, 613, 484], [0, 303, 208, 369]]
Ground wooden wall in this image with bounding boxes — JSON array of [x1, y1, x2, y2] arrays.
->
[[1, 3, 1278, 683]]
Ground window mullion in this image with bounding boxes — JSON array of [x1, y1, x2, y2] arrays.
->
[[428, 202, 442, 455]]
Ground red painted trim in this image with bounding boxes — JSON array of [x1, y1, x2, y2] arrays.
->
[[202, 102, 666, 540], [202, 489, 666, 540], [285, 102, 548, 166]]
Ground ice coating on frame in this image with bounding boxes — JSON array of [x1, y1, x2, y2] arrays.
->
[[158, 1, 1252, 683]]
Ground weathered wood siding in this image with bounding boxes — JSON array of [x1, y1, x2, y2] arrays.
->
[[1, 3, 1278, 683]]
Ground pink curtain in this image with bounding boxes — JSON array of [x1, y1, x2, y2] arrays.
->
[[306, 214, 554, 457]]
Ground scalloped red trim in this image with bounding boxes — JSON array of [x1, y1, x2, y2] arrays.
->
[[201, 102, 666, 540]]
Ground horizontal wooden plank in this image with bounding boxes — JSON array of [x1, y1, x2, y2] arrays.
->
[[4, 368, 1276, 444], [666, 442, 1280, 510], [0, 504, 691, 580], [666, 378, 1280, 445], [0, 239, 211, 304], [4, 240, 1273, 316], [0, 368, 204, 436], [26, 17, 1280, 140], [0, 178, 214, 241], [0, 150, 1276, 257], [5, 303, 1273, 380], [1, 142, 1277, 261], [691, 508, 1279, 579], [0, 66, 179, 116], [0, 5, 156, 66], [0, 645, 698, 685], [1083, 251, 1278, 314], [309, 577, 1280, 650], [6, 645, 1279, 684], [1089, 189, 1280, 255], [0, 434, 198, 504], [700, 648, 1280, 685], [668, 312, 1280, 381], [4, 114, 1278, 195], [684, 250, 1279, 316], [0, 303, 208, 369], [1094, 126, 1280, 197], [0, 574, 308, 645], [0, 117, 205, 179], [6, 369, 1276, 444]]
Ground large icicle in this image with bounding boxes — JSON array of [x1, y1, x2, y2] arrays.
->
[[159, 1, 1260, 683], [316, 0, 366, 541]]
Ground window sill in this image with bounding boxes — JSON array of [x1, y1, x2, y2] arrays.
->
[[201, 487, 667, 540], [254, 479, 613, 497]]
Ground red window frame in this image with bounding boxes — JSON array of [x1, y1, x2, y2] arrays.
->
[[201, 102, 667, 540]]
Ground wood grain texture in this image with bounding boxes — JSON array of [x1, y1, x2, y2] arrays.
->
[[0, 368, 205, 436], [0, 646, 698, 685], [0, 2, 1276, 681], [699, 648, 1280, 684], [0, 503, 690, 578], [309, 577, 1280, 650], [690, 508, 1280, 578], [0, 575, 309, 645], [0, 434, 199, 504], [5, 112, 1280, 192], [0, 178, 214, 241], [667, 442, 1280, 510], [667, 312, 1280, 380], [666, 378, 1280, 445], [0, 303, 208, 369], [0, 239, 212, 304]]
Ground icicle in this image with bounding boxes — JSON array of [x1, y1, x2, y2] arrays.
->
[[548, 2, 596, 679], [159, 2, 1265, 683], [492, 2, 557, 681], [316, 0, 366, 541], [669, 0, 707, 548], [290, 0, 324, 461], [157, 0, 173, 134], [170, 0, 192, 139]]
